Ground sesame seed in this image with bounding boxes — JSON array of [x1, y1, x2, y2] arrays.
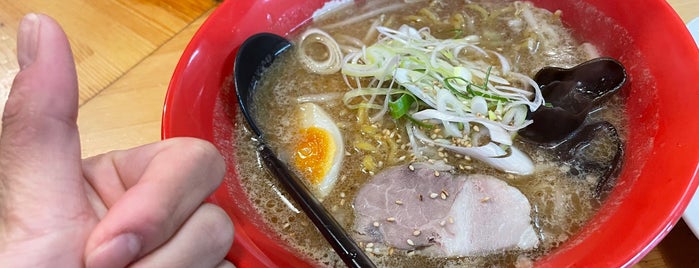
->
[[366, 243, 374, 248], [388, 247, 395, 255], [440, 192, 447, 200], [434, 170, 440, 177], [407, 250, 415, 256], [473, 125, 480, 132], [395, 200, 404, 205], [407, 239, 415, 246], [373, 221, 380, 227], [441, 189, 449, 197], [507, 174, 515, 179], [365, 248, 373, 253], [283, 223, 290, 229], [448, 217, 454, 224], [398, 155, 406, 161], [340, 199, 346, 206], [429, 193, 439, 199], [408, 165, 415, 171], [413, 230, 421, 236], [440, 220, 446, 226], [387, 217, 396, 222], [481, 196, 491, 203], [340, 192, 346, 198]]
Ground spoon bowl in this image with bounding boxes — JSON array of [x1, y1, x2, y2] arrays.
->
[[234, 33, 291, 137]]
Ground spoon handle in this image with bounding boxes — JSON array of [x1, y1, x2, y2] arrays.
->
[[257, 144, 377, 268]]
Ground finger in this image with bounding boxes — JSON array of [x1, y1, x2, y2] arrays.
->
[[216, 260, 236, 268], [129, 203, 233, 268], [82, 137, 226, 268], [0, 13, 88, 232]]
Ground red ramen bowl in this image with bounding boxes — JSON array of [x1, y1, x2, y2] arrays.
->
[[162, 0, 699, 267]]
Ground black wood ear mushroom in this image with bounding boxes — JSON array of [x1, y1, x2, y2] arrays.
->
[[519, 58, 627, 197], [519, 57, 626, 144]]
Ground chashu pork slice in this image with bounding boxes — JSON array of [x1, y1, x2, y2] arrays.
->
[[353, 165, 539, 256]]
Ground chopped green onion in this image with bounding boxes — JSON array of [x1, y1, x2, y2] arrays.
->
[[405, 114, 434, 129], [488, 110, 497, 120], [331, 25, 544, 174], [389, 94, 416, 119], [443, 76, 509, 102]]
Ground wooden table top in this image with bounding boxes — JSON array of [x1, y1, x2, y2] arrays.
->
[[0, 1, 697, 267]]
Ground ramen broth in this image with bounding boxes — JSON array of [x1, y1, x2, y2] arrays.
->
[[233, 0, 626, 266]]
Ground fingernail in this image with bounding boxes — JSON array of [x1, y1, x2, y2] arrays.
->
[[17, 13, 40, 69], [86, 233, 142, 268]]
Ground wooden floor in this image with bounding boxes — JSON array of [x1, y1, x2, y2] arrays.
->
[[0, 0, 697, 267]]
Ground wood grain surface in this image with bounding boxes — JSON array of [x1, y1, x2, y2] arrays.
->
[[0, 0, 697, 267]]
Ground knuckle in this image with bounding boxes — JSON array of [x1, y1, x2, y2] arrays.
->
[[169, 137, 226, 184], [2, 73, 78, 144], [197, 203, 234, 253], [139, 206, 178, 235], [2, 83, 31, 131]]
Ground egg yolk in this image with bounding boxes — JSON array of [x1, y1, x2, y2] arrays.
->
[[293, 127, 336, 185]]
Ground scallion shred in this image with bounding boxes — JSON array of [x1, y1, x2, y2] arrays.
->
[[304, 24, 547, 175], [388, 94, 416, 119]]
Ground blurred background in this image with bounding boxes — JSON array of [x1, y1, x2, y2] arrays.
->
[[0, 0, 696, 267]]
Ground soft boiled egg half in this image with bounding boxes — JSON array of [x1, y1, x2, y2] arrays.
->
[[291, 103, 344, 199]]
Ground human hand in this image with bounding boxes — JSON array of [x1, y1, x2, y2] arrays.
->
[[0, 14, 233, 268]]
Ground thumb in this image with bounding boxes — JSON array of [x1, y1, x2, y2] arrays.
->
[[0, 13, 87, 232]]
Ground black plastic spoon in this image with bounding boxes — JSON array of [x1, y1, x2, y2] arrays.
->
[[234, 33, 376, 268]]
